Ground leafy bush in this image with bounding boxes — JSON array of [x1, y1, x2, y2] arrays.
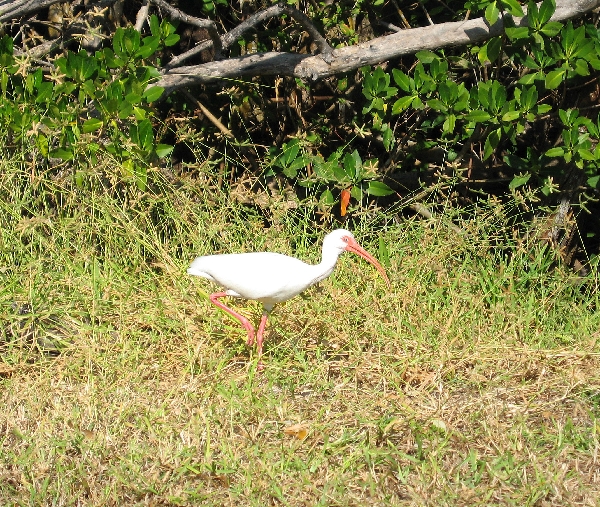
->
[[0, 16, 178, 191]]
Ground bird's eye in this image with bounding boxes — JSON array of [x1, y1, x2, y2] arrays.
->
[[342, 236, 349, 243]]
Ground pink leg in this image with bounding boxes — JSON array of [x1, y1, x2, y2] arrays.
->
[[255, 311, 269, 370], [209, 292, 255, 346]]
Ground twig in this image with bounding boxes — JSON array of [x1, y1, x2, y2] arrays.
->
[[135, 0, 149, 32], [419, 1, 434, 26], [150, 0, 222, 60], [377, 20, 402, 33], [181, 89, 233, 138], [221, 4, 332, 54]]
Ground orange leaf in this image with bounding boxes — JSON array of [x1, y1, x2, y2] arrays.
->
[[284, 422, 309, 441], [340, 188, 351, 216]]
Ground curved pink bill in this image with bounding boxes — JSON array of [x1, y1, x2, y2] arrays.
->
[[345, 237, 390, 286]]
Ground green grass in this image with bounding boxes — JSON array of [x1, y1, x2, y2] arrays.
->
[[1, 156, 599, 506]]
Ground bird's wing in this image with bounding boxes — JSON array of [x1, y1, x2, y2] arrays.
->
[[188, 252, 315, 302]]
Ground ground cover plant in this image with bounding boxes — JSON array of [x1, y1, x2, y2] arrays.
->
[[1, 153, 599, 505], [1, 0, 600, 504]]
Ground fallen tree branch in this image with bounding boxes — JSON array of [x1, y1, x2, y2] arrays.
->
[[157, 2, 331, 69], [154, 0, 600, 94]]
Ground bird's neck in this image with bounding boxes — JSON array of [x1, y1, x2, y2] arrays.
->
[[311, 248, 344, 284]]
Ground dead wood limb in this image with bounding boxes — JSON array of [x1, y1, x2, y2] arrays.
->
[[181, 89, 233, 139], [153, 0, 600, 94], [160, 3, 331, 69], [134, 0, 149, 32], [148, 0, 222, 60], [220, 4, 332, 54], [0, 0, 117, 22], [0, 0, 61, 21]]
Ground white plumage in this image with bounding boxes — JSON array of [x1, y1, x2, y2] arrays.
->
[[188, 229, 389, 368]]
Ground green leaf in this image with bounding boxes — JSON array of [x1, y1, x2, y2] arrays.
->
[[133, 119, 154, 152], [536, 104, 552, 114], [509, 172, 531, 189], [415, 50, 438, 63], [125, 92, 142, 105], [342, 150, 362, 181], [491, 81, 507, 107], [540, 21, 562, 37], [313, 159, 335, 181], [518, 72, 541, 85], [36, 134, 49, 157], [501, 111, 521, 122], [366, 180, 395, 196], [113, 28, 126, 58], [334, 164, 349, 183], [281, 139, 300, 166], [117, 102, 133, 119], [391, 69, 409, 90], [519, 86, 538, 109], [155, 144, 174, 158], [143, 86, 164, 102], [50, 147, 74, 160], [149, 14, 160, 36], [485, 37, 503, 62], [136, 40, 158, 59], [578, 149, 595, 161], [289, 156, 309, 173], [545, 147, 565, 157], [502, 0, 525, 17], [134, 164, 147, 191], [164, 34, 181, 47], [82, 118, 103, 133], [427, 99, 447, 112], [538, 0, 556, 25], [483, 128, 501, 159], [350, 185, 363, 201], [34, 82, 54, 103], [443, 114, 456, 134], [465, 110, 491, 122], [501, 0, 524, 16], [382, 125, 394, 152], [574, 59, 590, 76], [282, 165, 298, 178], [485, 2, 499, 25], [505, 27, 529, 41], [123, 28, 141, 54], [587, 175, 600, 188], [545, 69, 566, 89], [319, 189, 335, 205], [392, 96, 416, 114]]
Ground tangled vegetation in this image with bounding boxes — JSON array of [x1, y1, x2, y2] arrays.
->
[[0, 0, 599, 265]]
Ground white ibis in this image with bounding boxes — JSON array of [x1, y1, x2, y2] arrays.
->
[[187, 229, 389, 367]]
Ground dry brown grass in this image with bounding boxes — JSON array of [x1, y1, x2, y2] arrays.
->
[[1, 166, 600, 505]]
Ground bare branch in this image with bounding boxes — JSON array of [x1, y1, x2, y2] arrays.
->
[[134, 0, 149, 32], [0, 0, 61, 21], [157, 52, 308, 94], [0, 0, 117, 21], [149, 0, 222, 60], [153, 0, 600, 94], [162, 3, 331, 69], [221, 4, 332, 54]]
